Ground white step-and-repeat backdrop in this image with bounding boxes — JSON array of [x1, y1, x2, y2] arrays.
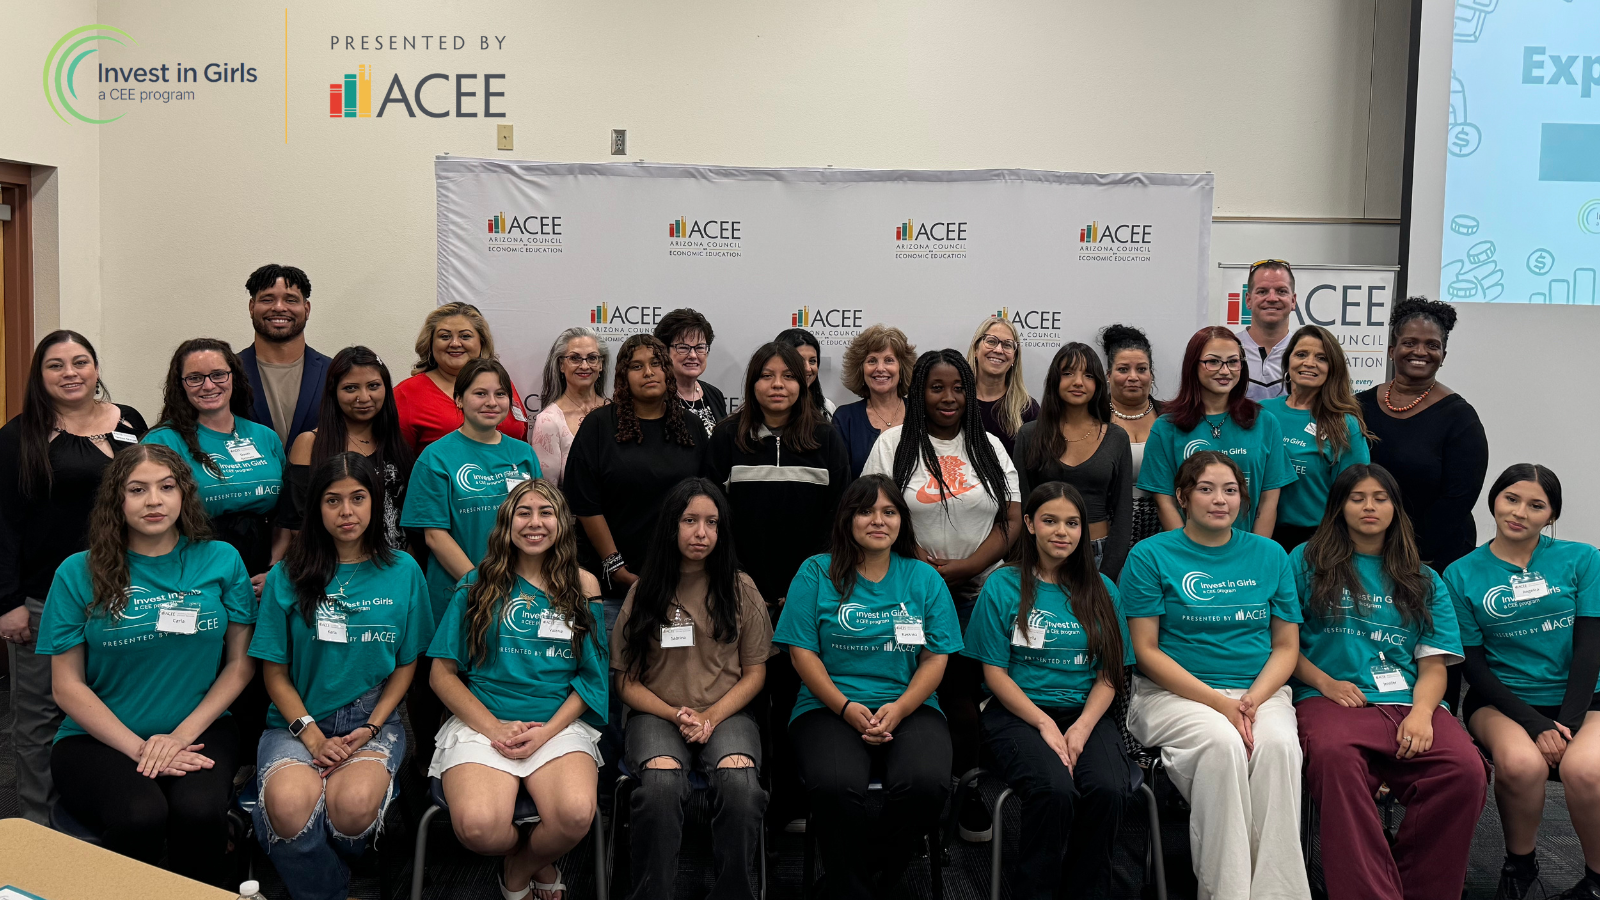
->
[[436, 157, 1214, 414]]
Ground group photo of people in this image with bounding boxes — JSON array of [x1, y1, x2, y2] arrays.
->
[[0, 256, 1590, 900]]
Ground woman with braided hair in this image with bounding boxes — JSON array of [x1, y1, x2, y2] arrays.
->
[[862, 347, 1020, 842], [564, 334, 708, 621]]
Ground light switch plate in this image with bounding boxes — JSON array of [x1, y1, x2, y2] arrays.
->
[[496, 124, 513, 150]]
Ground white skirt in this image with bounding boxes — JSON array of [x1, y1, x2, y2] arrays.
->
[[427, 714, 603, 780]]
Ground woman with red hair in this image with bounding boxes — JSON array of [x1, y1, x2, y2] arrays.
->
[[1135, 327, 1296, 537]]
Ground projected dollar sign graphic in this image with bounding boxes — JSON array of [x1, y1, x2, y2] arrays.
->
[[1448, 123, 1481, 157], [1528, 249, 1555, 276]]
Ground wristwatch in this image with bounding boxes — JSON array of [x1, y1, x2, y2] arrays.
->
[[289, 715, 315, 737]]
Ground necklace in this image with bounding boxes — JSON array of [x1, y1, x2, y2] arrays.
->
[[349, 433, 373, 446], [1205, 413, 1227, 439], [1064, 423, 1101, 442], [868, 400, 903, 430], [1111, 399, 1153, 421], [1383, 380, 1435, 413]]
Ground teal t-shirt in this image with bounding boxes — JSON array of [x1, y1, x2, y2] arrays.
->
[[1259, 399, 1371, 528], [400, 430, 541, 623], [962, 564, 1135, 708], [142, 419, 286, 518], [1134, 411, 1297, 532], [427, 572, 608, 728], [1444, 536, 1600, 705], [37, 539, 256, 742], [1289, 546, 1463, 704], [1120, 528, 1302, 689], [250, 554, 432, 728], [773, 553, 963, 722]]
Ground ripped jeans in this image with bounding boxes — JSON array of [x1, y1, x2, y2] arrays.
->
[[252, 684, 405, 900]]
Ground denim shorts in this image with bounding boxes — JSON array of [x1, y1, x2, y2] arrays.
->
[[257, 683, 406, 790]]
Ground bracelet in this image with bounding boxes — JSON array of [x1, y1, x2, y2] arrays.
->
[[357, 723, 381, 737], [838, 700, 856, 718], [601, 553, 625, 575]]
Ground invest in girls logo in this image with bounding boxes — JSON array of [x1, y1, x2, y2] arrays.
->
[[43, 24, 259, 124]]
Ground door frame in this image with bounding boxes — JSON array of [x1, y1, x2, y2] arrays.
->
[[0, 161, 35, 418]]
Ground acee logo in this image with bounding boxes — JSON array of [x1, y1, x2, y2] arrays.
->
[[1522, 47, 1600, 97]]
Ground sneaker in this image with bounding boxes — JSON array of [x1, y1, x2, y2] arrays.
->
[[957, 793, 992, 843], [1556, 878, 1600, 899], [1495, 859, 1544, 900], [784, 818, 807, 834]]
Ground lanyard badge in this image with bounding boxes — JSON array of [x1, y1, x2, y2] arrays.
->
[[225, 437, 261, 462], [156, 603, 200, 635], [1510, 570, 1550, 601], [1370, 652, 1408, 693], [661, 605, 694, 647], [538, 610, 574, 640], [893, 602, 925, 647]]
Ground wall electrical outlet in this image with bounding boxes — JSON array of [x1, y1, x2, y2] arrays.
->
[[497, 124, 514, 151], [611, 129, 627, 155]]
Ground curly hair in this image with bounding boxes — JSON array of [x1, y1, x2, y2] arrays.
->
[[464, 479, 597, 664], [893, 349, 1011, 539], [841, 324, 916, 399], [157, 338, 255, 478], [612, 334, 696, 447], [1388, 296, 1458, 349], [411, 302, 496, 375], [86, 444, 214, 618]]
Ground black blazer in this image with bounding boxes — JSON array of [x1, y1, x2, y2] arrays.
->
[[238, 343, 331, 448]]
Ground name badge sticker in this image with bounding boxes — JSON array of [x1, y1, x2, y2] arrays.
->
[[512, 406, 527, 423], [505, 471, 530, 493], [1304, 422, 1319, 437], [538, 612, 574, 640], [226, 438, 262, 462], [1370, 652, 1408, 693], [1011, 625, 1046, 649], [156, 606, 199, 635], [661, 624, 695, 648], [1510, 572, 1550, 601], [317, 608, 349, 643], [111, 431, 138, 443], [895, 622, 926, 646]]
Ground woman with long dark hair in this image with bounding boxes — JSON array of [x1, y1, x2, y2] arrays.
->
[[612, 478, 772, 900], [427, 479, 607, 899], [774, 327, 836, 419], [1122, 451, 1308, 898], [1292, 464, 1483, 900], [37, 444, 255, 886], [1099, 324, 1164, 545], [1260, 324, 1372, 552], [250, 453, 429, 900], [401, 357, 540, 627], [862, 348, 1020, 841], [1012, 342, 1133, 580], [0, 330, 147, 824], [773, 474, 961, 899], [143, 338, 286, 582], [566, 334, 709, 613], [278, 346, 413, 550], [1445, 464, 1600, 899], [964, 482, 1134, 899], [1137, 326, 1296, 537]]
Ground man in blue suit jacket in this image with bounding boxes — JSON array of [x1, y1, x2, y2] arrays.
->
[[237, 264, 329, 447]]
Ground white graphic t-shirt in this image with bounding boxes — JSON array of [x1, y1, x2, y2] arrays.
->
[[862, 426, 1020, 563]]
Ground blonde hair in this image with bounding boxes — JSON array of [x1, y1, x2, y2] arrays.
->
[[412, 302, 496, 375], [966, 315, 1032, 437], [840, 325, 916, 398]]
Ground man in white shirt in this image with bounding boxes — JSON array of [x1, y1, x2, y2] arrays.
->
[[1236, 259, 1299, 400]]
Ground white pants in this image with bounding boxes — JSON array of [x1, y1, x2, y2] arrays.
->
[[1126, 675, 1309, 900]]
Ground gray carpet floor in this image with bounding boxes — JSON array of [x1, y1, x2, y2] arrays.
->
[[1, 675, 1588, 899]]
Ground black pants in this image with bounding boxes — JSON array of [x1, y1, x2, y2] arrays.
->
[[51, 718, 239, 888], [941, 599, 984, 778], [762, 649, 805, 825], [216, 513, 272, 762], [980, 702, 1133, 900], [791, 705, 951, 900]]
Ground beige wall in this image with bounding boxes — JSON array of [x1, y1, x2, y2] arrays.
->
[[5, 0, 1409, 416]]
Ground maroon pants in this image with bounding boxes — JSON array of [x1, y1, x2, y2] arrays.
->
[[1297, 697, 1487, 900]]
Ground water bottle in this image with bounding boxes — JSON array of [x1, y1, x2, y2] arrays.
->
[[238, 880, 265, 900]]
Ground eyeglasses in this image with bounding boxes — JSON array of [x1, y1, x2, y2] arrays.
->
[[979, 336, 1018, 353], [562, 353, 602, 367], [1198, 357, 1243, 372], [670, 343, 709, 357], [182, 370, 232, 388]]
